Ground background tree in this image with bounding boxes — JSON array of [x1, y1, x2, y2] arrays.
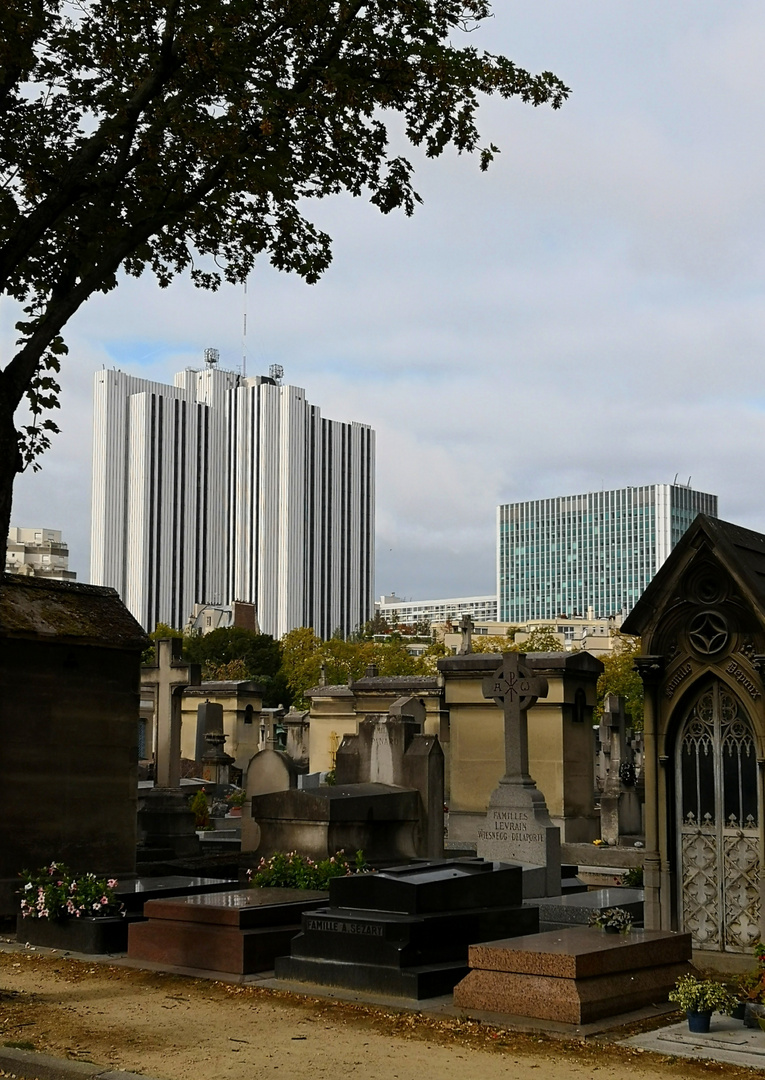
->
[[0, 0, 568, 546], [595, 633, 644, 729], [182, 626, 289, 706]]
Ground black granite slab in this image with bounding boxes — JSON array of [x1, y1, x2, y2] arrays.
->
[[114, 875, 235, 914], [328, 858, 523, 914], [276, 858, 538, 999]]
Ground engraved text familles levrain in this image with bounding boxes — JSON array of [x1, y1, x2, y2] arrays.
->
[[477, 809, 544, 845]]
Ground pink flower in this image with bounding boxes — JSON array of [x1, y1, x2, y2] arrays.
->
[[107, 879, 118, 889]]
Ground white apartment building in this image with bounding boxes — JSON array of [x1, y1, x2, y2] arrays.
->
[[91, 363, 375, 638], [378, 592, 497, 627], [5, 527, 76, 581]]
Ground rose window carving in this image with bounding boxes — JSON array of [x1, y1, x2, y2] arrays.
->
[[688, 610, 729, 656]]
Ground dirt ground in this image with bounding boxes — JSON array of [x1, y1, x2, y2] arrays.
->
[[0, 950, 757, 1080]]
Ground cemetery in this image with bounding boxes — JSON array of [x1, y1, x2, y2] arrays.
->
[[5, 515, 765, 1072]]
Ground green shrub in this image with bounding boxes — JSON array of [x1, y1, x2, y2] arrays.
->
[[248, 850, 367, 890], [669, 975, 736, 1014], [189, 789, 210, 828], [620, 867, 644, 888]]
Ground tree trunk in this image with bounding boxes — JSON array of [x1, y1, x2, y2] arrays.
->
[[0, 389, 22, 572]]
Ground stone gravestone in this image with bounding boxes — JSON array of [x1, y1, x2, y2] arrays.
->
[[599, 694, 643, 844], [195, 700, 224, 762], [137, 639, 203, 865], [141, 638, 201, 787], [336, 695, 444, 858], [248, 696, 444, 862], [476, 652, 561, 897], [457, 613, 474, 655]]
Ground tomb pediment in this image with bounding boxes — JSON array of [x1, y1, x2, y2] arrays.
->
[[622, 514, 765, 666]]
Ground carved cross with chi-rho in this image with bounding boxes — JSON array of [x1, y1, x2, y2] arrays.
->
[[141, 638, 201, 787], [482, 652, 548, 787]]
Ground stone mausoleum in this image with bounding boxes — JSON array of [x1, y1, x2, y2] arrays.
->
[[0, 574, 147, 915], [623, 515, 765, 957]]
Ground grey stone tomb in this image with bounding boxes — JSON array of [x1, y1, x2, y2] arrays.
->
[[476, 652, 561, 897]]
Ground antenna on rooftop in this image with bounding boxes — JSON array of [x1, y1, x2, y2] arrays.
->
[[269, 363, 284, 385], [242, 278, 248, 379], [204, 347, 220, 369]]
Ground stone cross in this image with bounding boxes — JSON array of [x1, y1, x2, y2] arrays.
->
[[141, 638, 201, 787], [478, 652, 559, 896], [482, 652, 548, 786], [458, 613, 475, 655]]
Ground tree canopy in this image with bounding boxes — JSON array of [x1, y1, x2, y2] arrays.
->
[[0, 0, 568, 545], [595, 633, 644, 729]]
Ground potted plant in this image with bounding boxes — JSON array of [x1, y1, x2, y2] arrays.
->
[[226, 789, 246, 817], [733, 943, 765, 1025], [588, 907, 633, 934], [17, 862, 127, 954], [189, 788, 212, 830], [668, 974, 736, 1033]]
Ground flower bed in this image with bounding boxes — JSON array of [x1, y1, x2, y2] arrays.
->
[[247, 850, 368, 890], [16, 862, 128, 954], [16, 913, 129, 954]]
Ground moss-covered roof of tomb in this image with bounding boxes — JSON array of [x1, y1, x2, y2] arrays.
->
[[183, 680, 263, 695], [0, 573, 148, 648], [351, 675, 441, 690]]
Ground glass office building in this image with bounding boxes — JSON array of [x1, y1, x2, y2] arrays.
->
[[497, 484, 718, 622]]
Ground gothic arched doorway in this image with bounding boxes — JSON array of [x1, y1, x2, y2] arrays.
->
[[676, 681, 761, 952]]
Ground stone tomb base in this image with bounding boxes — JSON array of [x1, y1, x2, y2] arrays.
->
[[276, 859, 538, 1000], [127, 888, 327, 975], [453, 927, 692, 1025]]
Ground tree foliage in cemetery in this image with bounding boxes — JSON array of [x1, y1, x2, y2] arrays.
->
[[280, 626, 431, 706], [182, 627, 290, 706], [595, 633, 644, 729], [0, 0, 569, 550]]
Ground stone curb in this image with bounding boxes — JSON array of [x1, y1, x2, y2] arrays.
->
[[0, 1046, 157, 1080]]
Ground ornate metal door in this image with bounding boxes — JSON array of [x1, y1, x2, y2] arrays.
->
[[677, 682, 760, 952]]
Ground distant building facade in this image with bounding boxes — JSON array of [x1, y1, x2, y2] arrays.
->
[[497, 483, 718, 622], [91, 363, 375, 638], [378, 592, 497, 627], [5, 528, 76, 582]]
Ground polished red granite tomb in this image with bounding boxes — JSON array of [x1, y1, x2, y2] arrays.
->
[[127, 888, 327, 975], [453, 926, 693, 1024]]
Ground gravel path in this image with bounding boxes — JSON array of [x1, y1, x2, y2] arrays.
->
[[0, 951, 755, 1080]]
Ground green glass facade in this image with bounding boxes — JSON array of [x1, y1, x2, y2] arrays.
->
[[497, 484, 718, 622]]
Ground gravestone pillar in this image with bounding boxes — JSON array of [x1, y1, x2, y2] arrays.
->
[[599, 694, 625, 846], [476, 652, 561, 896], [141, 638, 201, 787]]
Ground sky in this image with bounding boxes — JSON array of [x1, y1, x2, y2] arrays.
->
[[5, 1, 765, 603]]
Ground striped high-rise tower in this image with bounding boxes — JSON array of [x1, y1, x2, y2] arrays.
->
[[91, 364, 375, 638]]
